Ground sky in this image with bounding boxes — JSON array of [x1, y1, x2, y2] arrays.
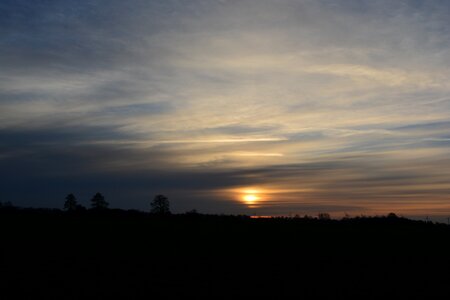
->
[[1, 0, 450, 219]]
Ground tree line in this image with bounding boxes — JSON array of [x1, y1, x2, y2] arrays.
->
[[63, 193, 171, 215]]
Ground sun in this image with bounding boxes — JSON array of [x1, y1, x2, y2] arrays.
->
[[243, 194, 259, 204], [230, 187, 265, 207]]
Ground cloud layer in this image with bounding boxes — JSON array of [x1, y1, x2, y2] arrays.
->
[[2, 0, 450, 219]]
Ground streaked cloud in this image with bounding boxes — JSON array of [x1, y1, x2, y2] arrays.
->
[[1, 0, 450, 219]]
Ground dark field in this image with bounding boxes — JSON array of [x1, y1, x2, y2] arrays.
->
[[1, 209, 450, 299]]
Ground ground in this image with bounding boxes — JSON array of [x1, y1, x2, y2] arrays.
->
[[1, 208, 450, 299]]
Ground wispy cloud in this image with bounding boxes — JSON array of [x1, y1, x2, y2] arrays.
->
[[1, 0, 450, 219]]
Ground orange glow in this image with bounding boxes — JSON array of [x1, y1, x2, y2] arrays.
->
[[238, 187, 265, 207], [243, 194, 260, 204], [218, 186, 313, 208], [216, 186, 315, 209]]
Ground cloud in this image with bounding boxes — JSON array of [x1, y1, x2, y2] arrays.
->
[[1, 0, 450, 218]]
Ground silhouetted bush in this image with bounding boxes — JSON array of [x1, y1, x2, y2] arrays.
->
[[318, 212, 331, 220], [387, 212, 398, 219], [75, 204, 87, 212], [185, 209, 199, 215]]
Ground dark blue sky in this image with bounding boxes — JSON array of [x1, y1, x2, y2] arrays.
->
[[2, 0, 450, 219]]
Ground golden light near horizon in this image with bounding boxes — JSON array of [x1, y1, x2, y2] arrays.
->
[[240, 188, 263, 207], [243, 194, 260, 205], [217, 187, 269, 208]]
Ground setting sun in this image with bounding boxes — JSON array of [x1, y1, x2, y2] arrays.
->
[[243, 194, 259, 204], [239, 188, 264, 206], [219, 187, 269, 208]]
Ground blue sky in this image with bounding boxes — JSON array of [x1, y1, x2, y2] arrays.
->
[[1, 0, 450, 219]]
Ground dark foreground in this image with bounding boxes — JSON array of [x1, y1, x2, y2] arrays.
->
[[1, 209, 450, 299]]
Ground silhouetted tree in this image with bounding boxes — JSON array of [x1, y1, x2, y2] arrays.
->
[[64, 193, 78, 211], [91, 192, 109, 210], [150, 194, 170, 215]]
